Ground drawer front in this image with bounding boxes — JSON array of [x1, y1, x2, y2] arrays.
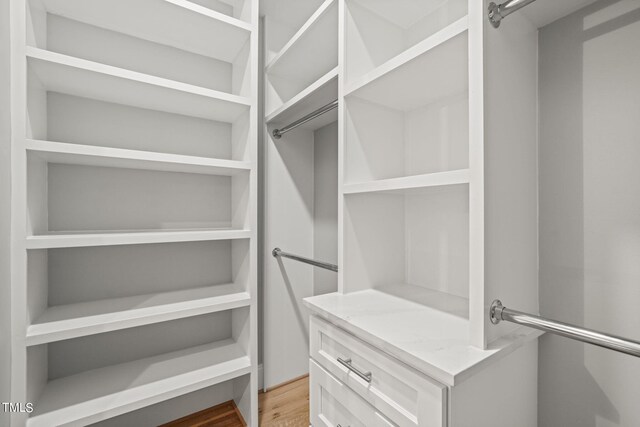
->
[[310, 316, 447, 427], [311, 359, 395, 427]]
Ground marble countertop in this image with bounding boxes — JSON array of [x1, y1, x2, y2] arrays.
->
[[303, 284, 541, 386]]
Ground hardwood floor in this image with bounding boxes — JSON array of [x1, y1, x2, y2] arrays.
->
[[160, 376, 310, 426], [159, 400, 246, 427], [259, 376, 309, 426]]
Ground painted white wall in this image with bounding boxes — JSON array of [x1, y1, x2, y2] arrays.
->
[[0, 0, 11, 422], [539, 2, 640, 426]]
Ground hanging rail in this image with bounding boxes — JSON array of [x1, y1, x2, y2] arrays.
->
[[272, 99, 338, 139], [272, 247, 338, 272], [488, 0, 537, 28], [490, 300, 640, 358]]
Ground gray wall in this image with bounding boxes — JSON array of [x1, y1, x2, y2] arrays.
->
[[538, 1, 640, 426], [313, 121, 338, 296], [1, 0, 12, 422]]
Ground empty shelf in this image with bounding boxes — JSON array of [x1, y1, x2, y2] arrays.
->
[[266, 67, 338, 128], [27, 284, 251, 346], [345, 16, 469, 105], [266, 0, 338, 82], [35, 0, 252, 61], [27, 339, 251, 427], [26, 140, 252, 177], [343, 169, 470, 195], [27, 48, 251, 122], [26, 229, 251, 249]]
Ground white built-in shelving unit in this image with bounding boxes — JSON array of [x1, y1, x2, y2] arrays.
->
[[9, 0, 259, 425]]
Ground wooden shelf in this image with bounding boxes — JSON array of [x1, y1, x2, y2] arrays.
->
[[265, 0, 337, 81], [27, 48, 251, 122], [34, 0, 252, 61], [343, 169, 470, 195], [27, 284, 251, 346], [26, 140, 252, 177], [27, 339, 251, 427], [266, 67, 338, 129], [26, 229, 251, 249], [344, 16, 469, 106]]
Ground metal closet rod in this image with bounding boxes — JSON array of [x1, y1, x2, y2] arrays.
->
[[490, 300, 640, 358], [272, 99, 338, 139], [488, 0, 537, 28], [272, 247, 338, 272]]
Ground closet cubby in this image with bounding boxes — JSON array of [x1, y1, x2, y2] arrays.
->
[[344, 0, 467, 85], [25, 309, 252, 427], [344, 30, 469, 185], [26, 159, 250, 236], [27, 0, 253, 96], [261, 0, 327, 64], [264, 0, 338, 118], [25, 239, 250, 345], [343, 184, 469, 300]]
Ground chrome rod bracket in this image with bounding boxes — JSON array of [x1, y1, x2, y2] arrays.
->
[[489, 299, 504, 324], [488, 0, 537, 28]]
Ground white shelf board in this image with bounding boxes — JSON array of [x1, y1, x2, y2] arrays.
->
[[35, 0, 252, 61], [304, 284, 542, 386], [26, 140, 252, 177], [27, 284, 251, 346], [26, 228, 251, 249], [343, 169, 470, 195], [27, 48, 251, 123], [266, 67, 338, 129], [345, 16, 468, 110], [265, 0, 338, 80], [27, 339, 251, 427]]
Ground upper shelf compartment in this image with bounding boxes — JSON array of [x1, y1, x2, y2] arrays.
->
[[345, 0, 467, 85], [30, 0, 252, 59], [344, 28, 468, 184], [264, 0, 338, 118], [27, 0, 253, 96], [27, 48, 251, 123]]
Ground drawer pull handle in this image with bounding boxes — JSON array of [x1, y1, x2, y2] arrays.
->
[[337, 357, 372, 383]]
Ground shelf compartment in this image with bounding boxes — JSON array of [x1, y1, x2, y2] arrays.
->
[[26, 338, 251, 427], [265, 0, 338, 117], [26, 139, 252, 177], [26, 152, 251, 238], [26, 229, 251, 249], [26, 284, 251, 346], [343, 169, 469, 195], [345, 16, 468, 96], [27, 47, 251, 123], [344, 184, 469, 297], [30, 0, 252, 61], [345, 0, 467, 84], [344, 30, 468, 183], [266, 67, 338, 131]]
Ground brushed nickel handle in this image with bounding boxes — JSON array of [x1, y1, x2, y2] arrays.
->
[[337, 357, 372, 383]]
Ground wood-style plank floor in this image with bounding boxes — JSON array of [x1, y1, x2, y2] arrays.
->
[[259, 375, 309, 426], [159, 400, 246, 427], [160, 376, 309, 426]]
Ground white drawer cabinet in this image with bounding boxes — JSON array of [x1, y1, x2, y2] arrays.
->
[[310, 316, 447, 427], [311, 360, 396, 427]]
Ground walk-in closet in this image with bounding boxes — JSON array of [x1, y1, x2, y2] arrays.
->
[[2, 0, 640, 426]]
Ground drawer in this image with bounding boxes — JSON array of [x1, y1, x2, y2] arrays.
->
[[310, 316, 447, 427], [311, 359, 395, 427]]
